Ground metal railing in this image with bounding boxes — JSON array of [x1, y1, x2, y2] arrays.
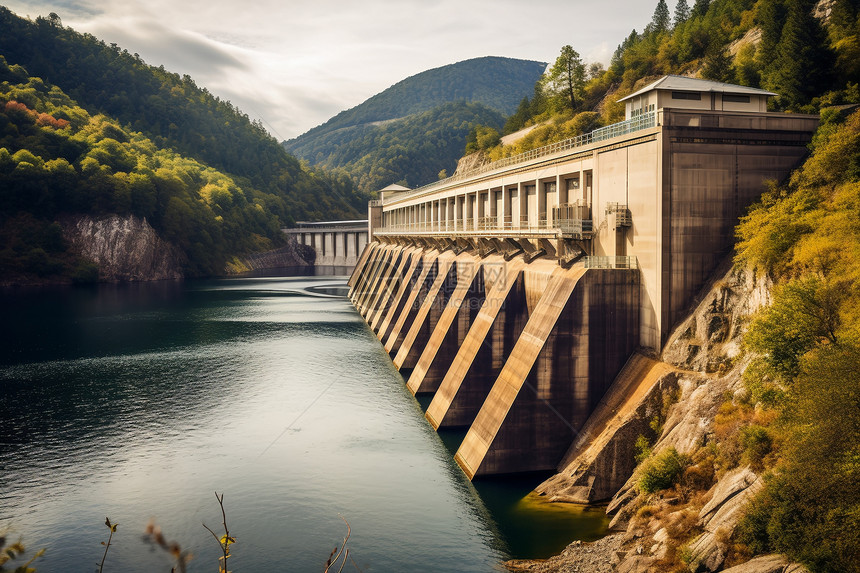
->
[[583, 256, 638, 269], [376, 215, 559, 235], [389, 111, 657, 202], [556, 219, 593, 234], [605, 202, 632, 227]]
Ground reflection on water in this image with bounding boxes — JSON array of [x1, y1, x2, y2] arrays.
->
[[0, 276, 606, 572]]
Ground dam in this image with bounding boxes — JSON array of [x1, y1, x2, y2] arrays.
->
[[348, 76, 818, 481]]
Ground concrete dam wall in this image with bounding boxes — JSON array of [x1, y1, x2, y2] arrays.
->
[[349, 245, 640, 477], [348, 78, 818, 480]]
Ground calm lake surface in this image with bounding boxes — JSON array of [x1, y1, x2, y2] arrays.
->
[[0, 276, 607, 572]]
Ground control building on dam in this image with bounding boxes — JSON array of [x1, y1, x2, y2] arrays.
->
[[347, 76, 818, 480]]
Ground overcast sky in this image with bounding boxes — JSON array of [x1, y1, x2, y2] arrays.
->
[[6, 0, 660, 140]]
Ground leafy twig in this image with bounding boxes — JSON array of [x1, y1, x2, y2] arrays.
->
[[202, 492, 235, 573], [98, 517, 117, 573]]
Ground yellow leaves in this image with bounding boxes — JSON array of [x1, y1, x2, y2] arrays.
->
[[104, 517, 118, 533], [792, 109, 860, 190]]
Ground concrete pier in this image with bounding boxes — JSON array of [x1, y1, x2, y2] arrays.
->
[[284, 219, 368, 271]]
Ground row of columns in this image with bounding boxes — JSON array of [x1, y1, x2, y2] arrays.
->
[[297, 231, 368, 266], [383, 171, 594, 232]]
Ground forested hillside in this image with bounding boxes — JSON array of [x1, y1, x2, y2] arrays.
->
[[0, 58, 301, 279], [284, 57, 544, 192], [0, 7, 367, 221], [0, 6, 372, 283], [731, 105, 860, 573], [291, 101, 505, 192], [471, 0, 859, 160]]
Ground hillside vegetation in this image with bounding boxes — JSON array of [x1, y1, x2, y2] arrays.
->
[[0, 58, 295, 278], [0, 7, 367, 222], [290, 101, 505, 192], [731, 107, 860, 572], [284, 57, 545, 192], [471, 0, 859, 161]]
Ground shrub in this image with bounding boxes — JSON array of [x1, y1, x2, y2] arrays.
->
[[71, 259, 99, 284], [634, 434, 653, 464], [739, 424, 773, 471], [638, 447, 691, 494]]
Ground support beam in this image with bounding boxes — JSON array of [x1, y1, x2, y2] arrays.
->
[[425, 256, 527, 429], [406, 253, 483, 395]]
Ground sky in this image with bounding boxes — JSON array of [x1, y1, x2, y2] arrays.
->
[[5, 0, 660, 140]]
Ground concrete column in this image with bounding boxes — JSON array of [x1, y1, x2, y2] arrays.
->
[[504, 187, 512, 228], [325, 233, 334, 263], [336, 233, 346, 264], [347, 233, 356, 260]]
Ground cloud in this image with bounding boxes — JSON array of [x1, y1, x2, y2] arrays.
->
[[5, 0, 661, 139]]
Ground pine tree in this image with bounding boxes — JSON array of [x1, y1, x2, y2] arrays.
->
[[674, 0, 691, 26], [503, 96, 532, 134], [766, 0, 834, 108], [691, 0, 709, 18], [702, 45, 735, 84], [544, 45, 586, 113], [756, 0, 788, 69], [650, 0, 672, 33]]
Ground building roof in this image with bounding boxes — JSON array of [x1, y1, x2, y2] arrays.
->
[[380, 184, 411, 192], [618, 75, 777, 102], [294, 220, 367, 227]]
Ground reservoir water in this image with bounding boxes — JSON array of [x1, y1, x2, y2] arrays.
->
[[0, 276, 607, 572]]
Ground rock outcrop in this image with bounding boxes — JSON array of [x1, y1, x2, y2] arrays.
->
[[687, 467, 763, 572], [453, 151, 491, 175], [506, 260, 807, 572], [721, 555, 809, 573], [61, 214, 185, 281], [236, 238, 315, 272]]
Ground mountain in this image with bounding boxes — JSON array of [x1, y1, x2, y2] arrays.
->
[[284, 56, 546, 191], [291, 101, 506, 192], [0, 6, 368, 223], [0, 6, 370, 282]]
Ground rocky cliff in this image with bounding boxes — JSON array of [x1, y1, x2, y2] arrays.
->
[[507, 260, 807, 573], [61, 214, 185, 282], [231, 238, 316, 273]]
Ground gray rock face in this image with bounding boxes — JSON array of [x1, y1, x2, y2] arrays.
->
[[720, 554, 810, 573], [515, 261, 810, 573], [662, 260, 771, 373], [62, 214, 185, 281], [240, 238, 315, 270], [687, 467, 763, 572]]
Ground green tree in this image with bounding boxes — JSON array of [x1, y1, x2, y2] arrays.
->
[[543, 45, 586, 113], [702, 45, 735, 83], [739, 345, 860, 572], [649, 0, 672, 34], [763, 0, 833, 108], [691, 0, 709, 18], [674, 0, 691, 26], [503, 96, 532, 134], [745, 277, 844, 377]]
